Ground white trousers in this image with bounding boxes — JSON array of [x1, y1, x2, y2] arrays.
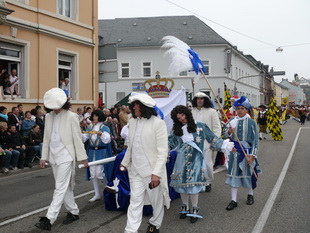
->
[[124, 173, 164, 233], [204, 146, 214, 185], [46, 161, 79, 224]]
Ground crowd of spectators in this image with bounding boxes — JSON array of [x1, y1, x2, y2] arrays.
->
[[0, 103, 132, 174]]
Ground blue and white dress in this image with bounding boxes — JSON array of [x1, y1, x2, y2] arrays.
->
[[224, 115, 262, 189], [83, 123, 114, 182], [168, 121, 232, 194]]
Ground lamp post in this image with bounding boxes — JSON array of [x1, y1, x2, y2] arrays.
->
[[233, 74, 263, 96]]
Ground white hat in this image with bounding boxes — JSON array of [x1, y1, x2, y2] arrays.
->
[[194, 92, 209, 98], [128, 93, 156, 108], [44, 88, 68, 110]]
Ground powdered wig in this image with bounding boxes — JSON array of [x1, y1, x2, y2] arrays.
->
[[129, 101, 157, 119], [171, 105, 197, 136]]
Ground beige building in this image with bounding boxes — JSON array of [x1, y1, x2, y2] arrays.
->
[[0, 0, 98, 111], [274, 82, 289, 106]]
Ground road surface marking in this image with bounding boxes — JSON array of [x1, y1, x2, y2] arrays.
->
[[0, 190, 94, 226], [252, 127, 305, 233]]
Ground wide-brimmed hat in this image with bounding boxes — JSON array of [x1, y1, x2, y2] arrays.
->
[[194, 92, 209, 98], [44, 88, 68, 110], [128, 93, 156, 108]]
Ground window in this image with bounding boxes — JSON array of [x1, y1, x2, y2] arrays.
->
[[143, 62, 151, 77], [121, 63, 129, 78], [57, 0, 77, 19], [116, 92, 125, 101], [58, 53, 76, 99], [202, 60, 209, 75], [0, 42, 23, 97]]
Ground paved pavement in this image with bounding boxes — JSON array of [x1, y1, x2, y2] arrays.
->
[[0, 119, 309, 233]]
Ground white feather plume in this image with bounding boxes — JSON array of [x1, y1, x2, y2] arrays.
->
[[161, 36, 201, 84]]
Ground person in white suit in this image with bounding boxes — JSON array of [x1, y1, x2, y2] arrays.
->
[[191, 92, 222, 192], [35, 88, 88, 231], [120, 93, 170, 233]]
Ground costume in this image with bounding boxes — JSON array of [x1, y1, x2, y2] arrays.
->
[[168, 121, 232, 221], [83, 122, 113, 202], [223, 96, 262, 211], [257, 105, 268, 140], [121, 93, 170, 233], [36, 88, 88, 230], [192, 93, 221, 187]]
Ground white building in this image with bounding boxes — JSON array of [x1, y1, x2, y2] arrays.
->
[[98, 16, 266, 108]]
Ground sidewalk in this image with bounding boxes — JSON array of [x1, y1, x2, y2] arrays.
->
[[0, 159, 43, 177]]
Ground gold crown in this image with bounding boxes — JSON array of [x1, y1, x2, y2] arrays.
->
[[143, 71, 174, 98]]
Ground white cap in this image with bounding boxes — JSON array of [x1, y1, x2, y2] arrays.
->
[[128, 93, 156, 108], [44, 88, 67, 110], [194, 92, 209, 98]]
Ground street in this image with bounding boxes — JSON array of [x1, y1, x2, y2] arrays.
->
[[0, 119, 309, 233]]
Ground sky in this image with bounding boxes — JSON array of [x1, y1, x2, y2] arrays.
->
[[98, 0, 310, 83]]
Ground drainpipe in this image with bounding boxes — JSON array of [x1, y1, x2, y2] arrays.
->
[[92, 0, 97, 108]]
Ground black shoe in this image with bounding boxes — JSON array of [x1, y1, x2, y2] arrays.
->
[[146, 223, 159, 233], [188, 206, 201, 224], [246, 194, 254, 205], [62, 212, 79, 225], [205, 184, 212, 192], [35, 217, 51, 231], [226, 200, 238, 211], [27, 162, 33, 168], [18, 165, 24, 169]]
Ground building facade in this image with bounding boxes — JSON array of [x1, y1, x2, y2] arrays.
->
[[0, 0, 98, 110], [280, 79, 305, 105], [98, 16, 270, 108], [274, 82, 289, 106]]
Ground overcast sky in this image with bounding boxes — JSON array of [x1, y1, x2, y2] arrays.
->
[[98, 0, 310, 83]]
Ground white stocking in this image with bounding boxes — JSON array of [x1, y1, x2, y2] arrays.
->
[[247, 188, 253, 196], [180, 193, 189, 208], [92, 178, 101, 198], [231, 187, 238, 202], [190, 193, 199, 207]]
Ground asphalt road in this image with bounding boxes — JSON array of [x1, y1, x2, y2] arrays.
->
[[0, 119, 309, 233]]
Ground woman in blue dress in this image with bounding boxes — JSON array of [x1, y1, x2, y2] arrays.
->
[[82, 110, 113, 203], [224, 96, 262, 211], [169, 105, 234, 223]]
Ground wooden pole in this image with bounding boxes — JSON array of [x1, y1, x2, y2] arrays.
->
[[199, 68, 258, 179]]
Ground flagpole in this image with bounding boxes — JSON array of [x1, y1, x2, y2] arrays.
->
[[199, 68, 258, 179]]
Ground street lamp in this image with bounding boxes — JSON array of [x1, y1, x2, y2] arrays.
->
[[233, 74, 263, 96]]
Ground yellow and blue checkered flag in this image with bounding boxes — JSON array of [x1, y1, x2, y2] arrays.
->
[[266, 97, 283, 141], [223, 82, 231, 112]]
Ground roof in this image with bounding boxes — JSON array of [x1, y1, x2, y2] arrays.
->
[[275, 82, 289, 89], [98, 15, 229, 48]]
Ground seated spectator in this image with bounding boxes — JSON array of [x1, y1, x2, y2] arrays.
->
[[22, 111, 36, 137], [17, 104, 25, 120], [0, 74, 14, 100], [35, 110, 45, 135], [0, 122, 20, 171], [27, 124, 43, 163], [104, 109, 111, 117], [110, 108, 119, 121], [6, 125, 26, 169], [0, 106, 8, 122], [84, 107, 92, 125], [30, 108, 37, 121], [8, 107, 23, 133]]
